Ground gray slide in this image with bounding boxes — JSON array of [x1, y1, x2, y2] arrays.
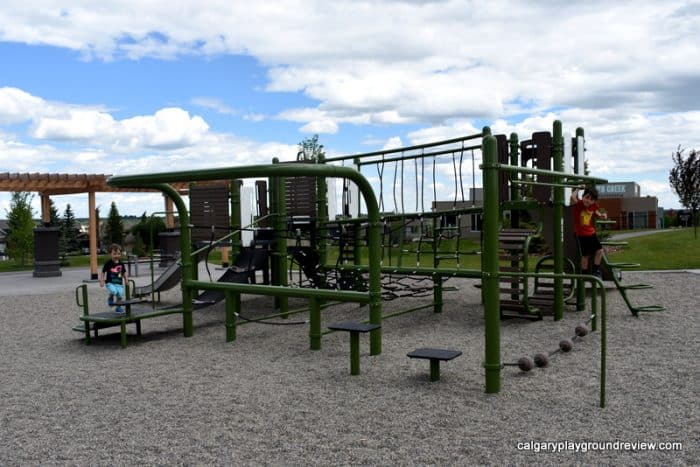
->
[[132, 259, 184, 297]]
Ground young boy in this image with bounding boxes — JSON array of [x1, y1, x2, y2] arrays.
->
[[570, 186, 608, 278], [99, 243, 128, 313]]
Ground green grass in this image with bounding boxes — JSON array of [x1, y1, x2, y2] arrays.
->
[[2, 228, 697, 273], [605, 227, 699, 270]]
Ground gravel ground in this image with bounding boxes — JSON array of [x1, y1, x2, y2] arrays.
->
[[0, 272, 697, 466]]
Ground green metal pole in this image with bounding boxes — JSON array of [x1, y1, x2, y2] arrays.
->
[[225, 289, 238, 342], [276, 170, 289, 318], [349, 331, 361, 375], [432, 216, 443, 313], [430, 360, 440, 382], [230, 179, 242, 265], [158, 184, 193, 337], [575, 127, 586, 311], [552, 121, 565, 321], [482, 134, 501, 394], [316, 154, 328, 275], [509, 132, 520, 228], [268, 170, 280, 309], [309, 296, 321, 350]]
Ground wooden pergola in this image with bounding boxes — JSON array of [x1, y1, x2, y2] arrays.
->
[[0, 172, 190, 279]]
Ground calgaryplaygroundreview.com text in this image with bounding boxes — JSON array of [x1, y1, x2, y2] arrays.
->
[[516, 440, 683, 454]]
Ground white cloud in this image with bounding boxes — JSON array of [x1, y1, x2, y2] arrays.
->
[[191, 97, 235, 115], [0, 1, 698, 214], [0, 87, 47, 124]]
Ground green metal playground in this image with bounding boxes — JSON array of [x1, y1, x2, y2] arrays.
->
[[75, 120, 665, 408]]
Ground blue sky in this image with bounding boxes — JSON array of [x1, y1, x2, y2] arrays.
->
[[1, 0, 699, 218]]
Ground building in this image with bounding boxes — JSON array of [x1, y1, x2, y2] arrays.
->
[[594, 182, 661, 230]]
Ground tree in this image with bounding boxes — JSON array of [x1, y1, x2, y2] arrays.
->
[[5, 192, 36, 266], [61, 204, 80, 253], [48, 199, 61, 226], [105, 202, 124, 247], [669, 146, 700, 238], [130, 212, 165, 256], [297, 134, 325, 161]]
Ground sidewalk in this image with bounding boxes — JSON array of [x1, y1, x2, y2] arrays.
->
[[0, 262, 225, 297]]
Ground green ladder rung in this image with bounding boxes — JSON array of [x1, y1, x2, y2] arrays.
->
[[435, 255, 459, 260], [633, 305, 665, 313], [620, 283, 653, 290], [606, 262, 640, 269]]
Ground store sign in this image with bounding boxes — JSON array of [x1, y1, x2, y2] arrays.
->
[[597, 184, 627, 196]]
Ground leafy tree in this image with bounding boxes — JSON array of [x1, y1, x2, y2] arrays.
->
[[61, 204, 80, 253], [105, 202, 124, 247], [5, 192, 36, 266], [669, 146, 700, 238], [297, 134, 325, 161]]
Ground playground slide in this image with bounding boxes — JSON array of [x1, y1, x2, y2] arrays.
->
[[191, 247, 270, 307], [132, 248, 215, 298], [132, 259, 184, 297]]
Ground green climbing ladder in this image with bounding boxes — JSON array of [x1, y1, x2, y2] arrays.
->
[[601, 241, 665, 317]]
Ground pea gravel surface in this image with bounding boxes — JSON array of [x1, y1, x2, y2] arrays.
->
[[0, 271, 697, 465]]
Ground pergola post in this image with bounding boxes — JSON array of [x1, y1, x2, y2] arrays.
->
[[88, 191, 99, 280]]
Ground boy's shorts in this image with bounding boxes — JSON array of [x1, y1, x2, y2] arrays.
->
[[575, 234, 603, 257]]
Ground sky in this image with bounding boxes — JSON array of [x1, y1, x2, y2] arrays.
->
[[1, 0, 699, 220]]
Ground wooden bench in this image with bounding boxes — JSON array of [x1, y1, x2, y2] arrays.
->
[[407, 348, 462, 381], [327, 321, 381, 375]]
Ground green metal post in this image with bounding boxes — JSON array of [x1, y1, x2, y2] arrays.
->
[[275, 167, 289, 318], [225, 290, 238, 342], [432, 216, 443, 313], [158, 185, 193, 337], [316, 154, 328, 273], [482, 134, 501, 394], [509, 132, 520, 228], [430, 360, 440, 382], [349, 331, 361, 375], [268, 170, 280, 309], [230, 179, 242, 264], [309, 296, 321, 350], [552, 121, 565, 321], [575, 127, 586, 311]]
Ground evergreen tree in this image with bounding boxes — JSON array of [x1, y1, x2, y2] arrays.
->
[[61, 204, 79, 253], [105, 202, 124, 247], [48, 199, 61, 226], [5, 192, 36, 266], [669, 146, 700, 238], [130, 212, 165, 255]]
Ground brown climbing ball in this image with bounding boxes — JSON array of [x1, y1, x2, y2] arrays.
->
[[559, 339, 573, 352], [517, 356, 534, 372], [534, 352, 549, 368], [575, 325, 589, 337]]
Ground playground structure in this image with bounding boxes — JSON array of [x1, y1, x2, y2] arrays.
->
[[75, 119, 668, 407]]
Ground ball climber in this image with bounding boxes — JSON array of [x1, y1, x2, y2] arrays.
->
[[517, 356, 534, 372], [559, 339, 574, 352], [534, 352, 549, 368], [575, 325, 589, 337]]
